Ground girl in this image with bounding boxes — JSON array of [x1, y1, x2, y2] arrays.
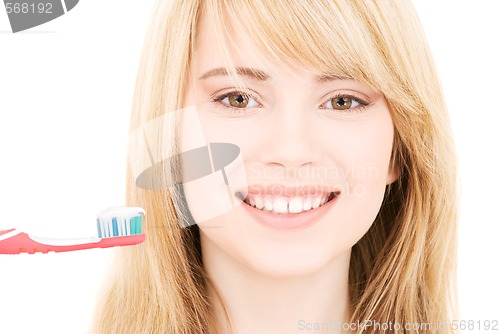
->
[[92, 0, 458, 333]]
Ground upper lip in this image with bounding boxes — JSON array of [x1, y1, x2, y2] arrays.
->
[[235, 184, 341, 198]]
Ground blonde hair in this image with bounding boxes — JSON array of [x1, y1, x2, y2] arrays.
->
[[91, 0, 458, 333]]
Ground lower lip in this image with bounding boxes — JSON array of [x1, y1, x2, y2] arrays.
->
[[240, 196, 338, 231]]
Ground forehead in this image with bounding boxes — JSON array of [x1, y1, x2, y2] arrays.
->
[[192, 12, 290, 78]]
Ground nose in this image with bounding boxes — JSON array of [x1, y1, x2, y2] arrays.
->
[[258, 105, 321, 169]]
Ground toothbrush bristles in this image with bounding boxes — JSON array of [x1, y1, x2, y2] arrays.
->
[[97, 214, 143, 238]]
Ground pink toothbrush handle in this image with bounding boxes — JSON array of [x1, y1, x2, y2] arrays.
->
[[0, 229, 145, 254]]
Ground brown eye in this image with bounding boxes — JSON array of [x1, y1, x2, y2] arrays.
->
[[218, 92, 259, 109], [332, 96, 352, 110], [228, 94, 250, 108], [321, 95, 363, 111]]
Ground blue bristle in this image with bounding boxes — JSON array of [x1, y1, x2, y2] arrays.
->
[[112, 218, 118, 237], [136, 216, 143, 234], [130, 217, 136, 235], [130, 215, 142, 235], [97, 219, 102, 238]]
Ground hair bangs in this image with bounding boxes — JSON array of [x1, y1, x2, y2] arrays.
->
[[202, 0, 395, 94]]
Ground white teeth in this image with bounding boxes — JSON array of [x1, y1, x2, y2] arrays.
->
[[273, 197, 288, 214], [302, 197, 312, 211], [264, 198, 273, 211], [255, 196, 264, 209], [243, 193, 334, 214], [288, 197, 303, 213], [312, 196, 322, 209]]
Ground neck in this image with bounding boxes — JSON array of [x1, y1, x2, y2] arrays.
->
[[202, 236, 352, 334]]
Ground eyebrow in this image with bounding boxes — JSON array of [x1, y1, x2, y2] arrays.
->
[[198, 67, 353, 82], [317, 73, 354, 82], [199, 67, 269, 81]]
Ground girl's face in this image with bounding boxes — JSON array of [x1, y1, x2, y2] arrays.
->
[[182, 17, 398, 277]]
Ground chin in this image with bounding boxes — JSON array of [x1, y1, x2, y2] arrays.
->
[[201, 216, 352, 280], [243, 250, 342, 279]]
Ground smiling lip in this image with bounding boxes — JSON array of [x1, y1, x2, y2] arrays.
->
[[235, 184, 340, 231], [236, 184, 339, 198]]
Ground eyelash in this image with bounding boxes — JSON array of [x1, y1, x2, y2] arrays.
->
[[211, 90, 369, 114]]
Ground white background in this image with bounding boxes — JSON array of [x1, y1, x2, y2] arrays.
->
[[0, 1, 499, 333]]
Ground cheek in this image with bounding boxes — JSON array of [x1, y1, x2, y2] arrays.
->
[[326, 112, 394, 238], [329, 111, 394, 192], [199, 117, 259, 153]]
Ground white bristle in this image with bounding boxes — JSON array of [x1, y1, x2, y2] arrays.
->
[[108, 220, 112, 237], [117, 217, 123, 236], [106, 219, 112, 237], [98, 220, 104, 238]]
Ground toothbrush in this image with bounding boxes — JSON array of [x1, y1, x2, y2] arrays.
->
[[0, 206, 145, 254]]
